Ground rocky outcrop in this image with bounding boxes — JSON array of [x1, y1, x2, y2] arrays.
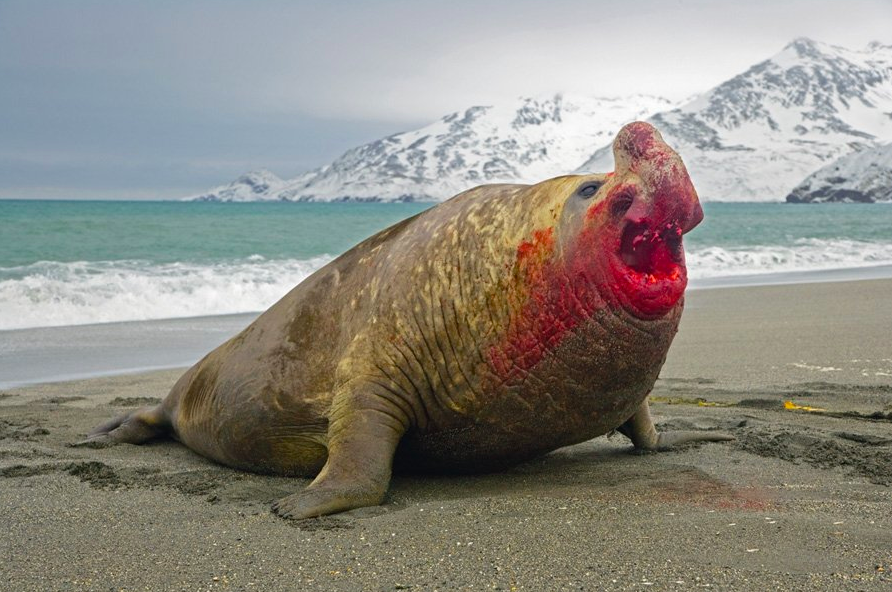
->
[[786, 143, 892, 203]]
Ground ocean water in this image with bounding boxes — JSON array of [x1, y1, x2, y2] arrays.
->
[[1, 200, 892, 332]]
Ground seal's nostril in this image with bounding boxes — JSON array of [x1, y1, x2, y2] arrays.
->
[[661, 224, 683, 258], [610, 192, 634, 218]]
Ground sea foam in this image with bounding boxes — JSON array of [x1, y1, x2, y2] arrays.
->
[[0, 256, 331, 330], [1, 238, 891, 330], [686, 238, 892, 278]]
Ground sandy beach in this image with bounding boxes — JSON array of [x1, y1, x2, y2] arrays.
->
[[1, 278, 890, 591]]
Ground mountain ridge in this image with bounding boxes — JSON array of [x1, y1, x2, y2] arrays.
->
[[187, 94, 673, 202], [190, 37, 892, 203], [578, 38, 892, 201]]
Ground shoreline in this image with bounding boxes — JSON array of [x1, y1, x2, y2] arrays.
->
[[3, 266, 892, 390], [0, 312, 257, 390], [1, 274, 890, 589], [5, 275, 891, 395], [687, 262, 892, 290]]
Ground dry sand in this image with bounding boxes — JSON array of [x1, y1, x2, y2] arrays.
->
[[1, 279, 890, 591]]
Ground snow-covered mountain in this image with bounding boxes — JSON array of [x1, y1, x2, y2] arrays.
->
[[786, 142, 892, 202], [190, 38, 892, 203], [189, 94, 673, 202], [579, 38, 892, 201], [190, 170, 286, 202]]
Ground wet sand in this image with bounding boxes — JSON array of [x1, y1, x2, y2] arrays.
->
[[1, 279, 891, 591]]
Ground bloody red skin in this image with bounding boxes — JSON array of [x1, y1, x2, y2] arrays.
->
[[487, 216, 686, 383], [601, 180, 688, 319], [487, 121, 700, 385], [488, 193, 693, 383], [515, 227, 554, 264], [487, 203, 615, 384], [607, 228, 687, 318], [487, 226, 560, 382]]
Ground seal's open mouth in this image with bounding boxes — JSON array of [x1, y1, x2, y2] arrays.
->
[[619, 220, 683, 280], [612, 218, 687, 318]]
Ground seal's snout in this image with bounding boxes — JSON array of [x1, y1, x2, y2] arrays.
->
[[603, 122, 702, 319], [612, 121, 702, 235], [614, 121, 662, 163]]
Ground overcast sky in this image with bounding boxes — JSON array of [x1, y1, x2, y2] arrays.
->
[[2, 0, 890, 199]]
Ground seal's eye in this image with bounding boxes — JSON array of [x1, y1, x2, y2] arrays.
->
[[577, 182, 602, 199]]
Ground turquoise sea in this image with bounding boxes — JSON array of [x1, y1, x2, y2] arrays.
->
[[1, 199, 891, 387], [2, 200, 892, 331]]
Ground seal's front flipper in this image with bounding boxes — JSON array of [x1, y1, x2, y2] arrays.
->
[[272, 387, 408, 520], [618, 398, 734, 451], [76, 405, 171, 447]]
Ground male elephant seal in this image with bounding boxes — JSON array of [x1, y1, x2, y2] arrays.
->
[[84, 122, 731, 519]]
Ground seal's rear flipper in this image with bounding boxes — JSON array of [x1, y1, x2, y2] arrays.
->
[[75, 405, 171, 448], [618, 398, 734, 451]]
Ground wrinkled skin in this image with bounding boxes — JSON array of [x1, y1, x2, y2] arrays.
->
[[83, 122, 731, 519]]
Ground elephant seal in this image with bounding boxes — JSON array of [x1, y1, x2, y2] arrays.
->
[[84, 122, 731, 519]]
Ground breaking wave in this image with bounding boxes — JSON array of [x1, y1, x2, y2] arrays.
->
[[0, 256, 331, 330], [687, 238, 892, 278], [1, 238, 891, 330]]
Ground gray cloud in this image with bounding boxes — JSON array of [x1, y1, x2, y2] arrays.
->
[[1, 0, 890, 198]]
